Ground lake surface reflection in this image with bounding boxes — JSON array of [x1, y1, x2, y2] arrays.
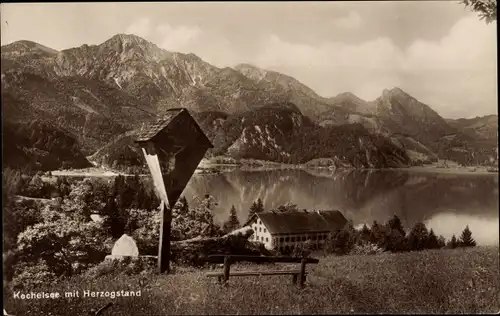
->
[[180, 169, 499, 245]]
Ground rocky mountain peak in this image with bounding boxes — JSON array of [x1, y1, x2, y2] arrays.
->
[[381, 87, 413, 99], [1, 40, 59, 57]]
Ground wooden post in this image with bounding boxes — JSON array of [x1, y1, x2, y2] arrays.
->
[[299, 258, 307, 288], [223, 255, 231, 284], [157, 200, 172, 274]]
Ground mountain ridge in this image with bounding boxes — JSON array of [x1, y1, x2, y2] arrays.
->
[[1, 34, 497, 170]]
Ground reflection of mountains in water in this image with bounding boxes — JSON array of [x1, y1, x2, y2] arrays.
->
[[181, 169, 498, 228]]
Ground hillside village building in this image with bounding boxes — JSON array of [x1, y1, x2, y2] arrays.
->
[[246, 210, 348, 252]]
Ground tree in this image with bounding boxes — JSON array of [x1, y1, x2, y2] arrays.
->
[[326, 221, 357, 255], [426, 229, 440, 249], [168, 195, 224, 241], [2, 168, 22, 200], [447, 234, 459, 249], [59, 179, 98, 222], [408, 222, 429, 251], [437, 235, 447, 248], [223, 205, 241, 234], [462, 0, 496, 24], [387, 215, 406, 237], [369, 221, 386, 247], [382, 215, 408, 252], [383, 229, 408, 252], [359, 224, 371, 243], [459, 225, 477, 247], [247, 198, 264, 222], [102, 194, 125, 238]]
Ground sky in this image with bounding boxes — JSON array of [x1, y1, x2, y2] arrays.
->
[[1, 2, 497, 118]]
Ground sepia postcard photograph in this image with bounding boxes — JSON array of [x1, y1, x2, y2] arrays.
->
[[1, 1, 498, 315]]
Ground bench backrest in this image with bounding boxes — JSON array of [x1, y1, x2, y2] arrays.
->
[[207, 254, 319, 264]]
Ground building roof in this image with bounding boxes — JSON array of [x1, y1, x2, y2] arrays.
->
[[134, 108, 213, 147], [251, 210, 348, 235]]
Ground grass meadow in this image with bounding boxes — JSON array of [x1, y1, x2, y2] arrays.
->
[[4, 246, 499, 315]]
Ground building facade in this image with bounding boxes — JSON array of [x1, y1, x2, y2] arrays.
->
[[246, 209, 348, 252]]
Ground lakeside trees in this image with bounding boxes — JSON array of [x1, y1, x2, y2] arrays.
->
[[324, 215, 479, 256]]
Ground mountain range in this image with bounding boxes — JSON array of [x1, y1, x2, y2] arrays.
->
[[1, 34, 497, 171]]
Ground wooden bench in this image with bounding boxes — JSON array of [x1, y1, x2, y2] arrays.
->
[[205, 255, 319, 288]]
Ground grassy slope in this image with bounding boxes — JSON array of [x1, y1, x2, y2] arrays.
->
[[5, 247, 499, 315]]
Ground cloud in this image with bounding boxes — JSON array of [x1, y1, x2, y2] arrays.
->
[[254, 34, 404, 100], [333, 11, 363, 29], [252, 15, 496, 118], [156, 23, 201, 52], [122, 13, 496, 118], [125, 17, 151, 38]]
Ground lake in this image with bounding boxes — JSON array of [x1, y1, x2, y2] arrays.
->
[[180, 168, 499, 246]]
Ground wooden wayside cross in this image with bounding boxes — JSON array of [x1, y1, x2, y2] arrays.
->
[[135, 108, 213, 274]]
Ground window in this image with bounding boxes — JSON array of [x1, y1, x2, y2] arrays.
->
[[291, 237, 296, 242], [261, 236, 264, 241], [285, 237, 289, 242], [280, 237, 284, 242], [265, 237, 268, 242], [264, 228, 267, 233], [259, 227, 262, 232]]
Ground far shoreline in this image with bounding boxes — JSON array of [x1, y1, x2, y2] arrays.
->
[[48, 163, 498, 178]]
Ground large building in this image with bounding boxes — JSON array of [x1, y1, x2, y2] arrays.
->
[[245, 210, 348, 252]]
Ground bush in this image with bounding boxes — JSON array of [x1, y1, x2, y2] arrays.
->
[[85, 257, 156, 279], [325, 222, 357, 255], [350, 241, 385, 255], [8, 262, 58, 291], [13, 206, 111, 286], [291, 240, 314, 258]]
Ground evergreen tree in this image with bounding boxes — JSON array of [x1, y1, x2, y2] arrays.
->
[[408, 222, 429, 251], [370, 221, 386, 247], [223, 205, 240, 234], [447, 234, 459, 249], [459, 225, 477, 247], [360, 224, 371, 243], [382, 215, 408, 252], [384, 229, 407, 252], [103, 194, 125, 238], [247, 198, 265, 222], [387, 215, 406, 237], [426, 229, 439, 249]]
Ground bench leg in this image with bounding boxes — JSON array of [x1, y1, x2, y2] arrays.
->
[[292, 274, 298, 285], [300, 275, 307, 289]]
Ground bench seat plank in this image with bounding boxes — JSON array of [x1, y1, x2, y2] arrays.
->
[[207, 255, 319, 264], [206, 270, 307, 277]]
